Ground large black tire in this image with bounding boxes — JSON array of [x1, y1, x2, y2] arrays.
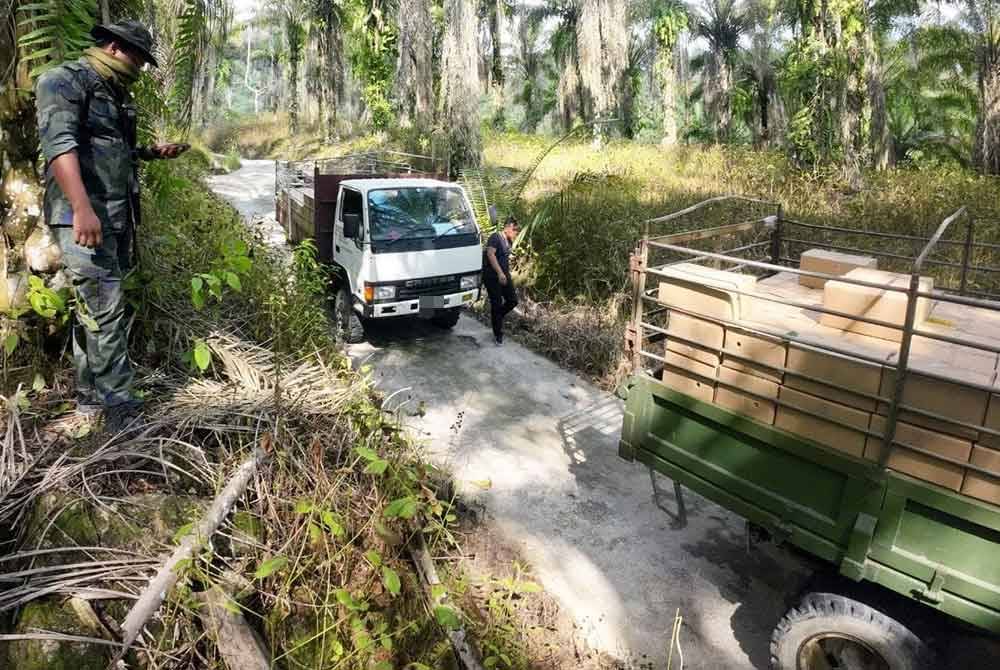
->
[[770, 592, 933, 670], [431, 308, 461, 329], [333, 286, 365, 344]]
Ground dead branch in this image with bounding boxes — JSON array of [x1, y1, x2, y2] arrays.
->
[[112, 443, 269, 666], [195, 588, 271, 670], [409, 530, 485, 670]]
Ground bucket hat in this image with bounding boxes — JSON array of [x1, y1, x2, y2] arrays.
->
[[91, 20, 158, 68]]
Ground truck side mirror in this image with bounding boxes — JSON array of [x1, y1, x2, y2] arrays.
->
[[343, 213, 361, 240]]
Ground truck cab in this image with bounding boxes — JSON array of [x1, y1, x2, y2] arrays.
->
[[332, 178, 482, 335], [276, 154, 485, 342]]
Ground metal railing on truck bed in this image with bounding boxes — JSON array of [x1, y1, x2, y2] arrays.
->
[[274, 152, 447, 261], [620, 196, 1000, 633]]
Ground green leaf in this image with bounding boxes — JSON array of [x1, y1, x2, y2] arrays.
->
[[4, 333, 19, 356], [380, 634, 393, 650], [172, 522, 195, 544], [384, 496, 418, 519], [430, 584, 447, 601], [365, 549, 382, 567], [433, 606, 461, 630], [484, 658, 499, 669], [364, 458, 389, 475], [294, 500, 313, 514], [221, 597, 241, 615], [355, 446, 379, 461], [335, 589, 357, 609], [373, 662, 392, 670], [517, 581, 542, 593], [32, 374, 45, 392], [77, 312, 99, 332], [308, 521, 324, 543], [321, 510, 344, 537], [193, 341, 211, 371], [254, 555, 288, 579], [191, 276, 204, 293], [382, 567, 401, 596], [225, 271, 242, 292]]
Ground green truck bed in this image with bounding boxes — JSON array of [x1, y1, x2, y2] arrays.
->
[[619, 375, 1000, 633]]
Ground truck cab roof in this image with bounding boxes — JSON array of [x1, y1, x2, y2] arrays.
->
[[339, 177, 457, 193]]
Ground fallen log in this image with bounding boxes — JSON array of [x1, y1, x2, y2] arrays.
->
[[409, 530, 484, 670], [110, 444, 268, 667], [195, 588, 271, 670]]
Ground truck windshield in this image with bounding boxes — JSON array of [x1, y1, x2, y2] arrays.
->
[[367, 187, 478, 250]]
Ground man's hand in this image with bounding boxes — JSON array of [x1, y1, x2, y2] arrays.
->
[[152, 143, 190, 159], [73, 206, 102, 248], [499, 273, 509, 287]]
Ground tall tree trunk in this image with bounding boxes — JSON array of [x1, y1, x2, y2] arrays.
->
[[705, 50, 732, 142], [656, 41, 678, 145], [976, 57, 1000, 175], [863, 16, 892, 170], [439, 0, 482, 174], [320, 16, 343, 142], [490, 0, 504, 89], [576, 0, 628, 137], [557, 53, 580, 132], [394, 0, 434, 130], [289, 55, 299, 131]]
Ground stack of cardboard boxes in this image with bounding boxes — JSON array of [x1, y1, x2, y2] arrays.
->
[[656, 252, 1000, 507]]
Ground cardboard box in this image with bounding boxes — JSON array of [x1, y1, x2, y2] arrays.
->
[[717, 366, 780, 400], [865, 416, 971, 491], [723, 327, 787, 382], [879, 362, 991, 441], [715, 386, 776, 425], [961, 446, 1000, 506], [981, 394, 1000, 450], [657, 263, 758, 321], [785, 342, 883, 412], [820, 268, 934, 343], [661, 351, 716, 403], [775, 386, 871, 458], [799, 249, 878, 289], [666, 312, 724, 367]]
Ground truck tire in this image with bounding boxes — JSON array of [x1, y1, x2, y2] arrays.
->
[[334, 287, 365, 344], [431, 308, 461, 329], [770, 592, 933, 670]]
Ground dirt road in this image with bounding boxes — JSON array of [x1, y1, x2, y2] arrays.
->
[[207, 160, 989, 669]]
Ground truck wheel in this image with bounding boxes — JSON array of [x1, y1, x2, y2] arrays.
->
[[770, 593, 933, 670], [334, 287, 365, 344], [431, 308, 461, 329]]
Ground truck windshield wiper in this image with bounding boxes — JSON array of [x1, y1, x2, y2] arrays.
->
[[433, 222, 475, 239]]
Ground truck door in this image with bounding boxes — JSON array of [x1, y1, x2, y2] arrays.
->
[[335, 187, 366, 301]]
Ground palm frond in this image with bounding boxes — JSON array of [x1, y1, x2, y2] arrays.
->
[[16, 0, 97, 79]]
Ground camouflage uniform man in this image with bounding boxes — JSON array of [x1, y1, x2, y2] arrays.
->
[[35, 20, 188, 428]]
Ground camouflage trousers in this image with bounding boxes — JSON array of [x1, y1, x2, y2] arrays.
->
[[51, 226, 135, 408]]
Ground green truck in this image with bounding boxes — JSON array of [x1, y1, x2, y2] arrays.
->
[[617, 197, 1000, 670]]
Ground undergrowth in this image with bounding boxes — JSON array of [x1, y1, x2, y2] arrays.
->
[[1, 151, 533, 669]]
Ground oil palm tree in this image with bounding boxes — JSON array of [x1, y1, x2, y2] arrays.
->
[[693, 0, 748, 142]]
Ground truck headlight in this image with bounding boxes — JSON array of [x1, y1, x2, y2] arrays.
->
[[460, 274, 479, 290], [373, 285, 396, 301]]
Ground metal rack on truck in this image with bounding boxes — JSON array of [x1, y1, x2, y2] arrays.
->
[[618, 196, 1000, 669]]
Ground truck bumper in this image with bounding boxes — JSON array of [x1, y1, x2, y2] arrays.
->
[[361, 289, 480, 318]]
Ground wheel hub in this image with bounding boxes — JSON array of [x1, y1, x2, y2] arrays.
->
[[797, 633, 890, 670]]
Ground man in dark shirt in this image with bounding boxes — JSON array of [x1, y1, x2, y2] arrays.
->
[[483, 217, 520, 345]]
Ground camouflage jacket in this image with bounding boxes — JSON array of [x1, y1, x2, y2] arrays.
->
[[35, 58, 158, 233]]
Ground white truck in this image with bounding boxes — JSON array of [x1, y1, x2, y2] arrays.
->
[[276, 153, 484, 342]]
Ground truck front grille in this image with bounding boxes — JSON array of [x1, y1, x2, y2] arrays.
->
[[397, 275, 460, 299]]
